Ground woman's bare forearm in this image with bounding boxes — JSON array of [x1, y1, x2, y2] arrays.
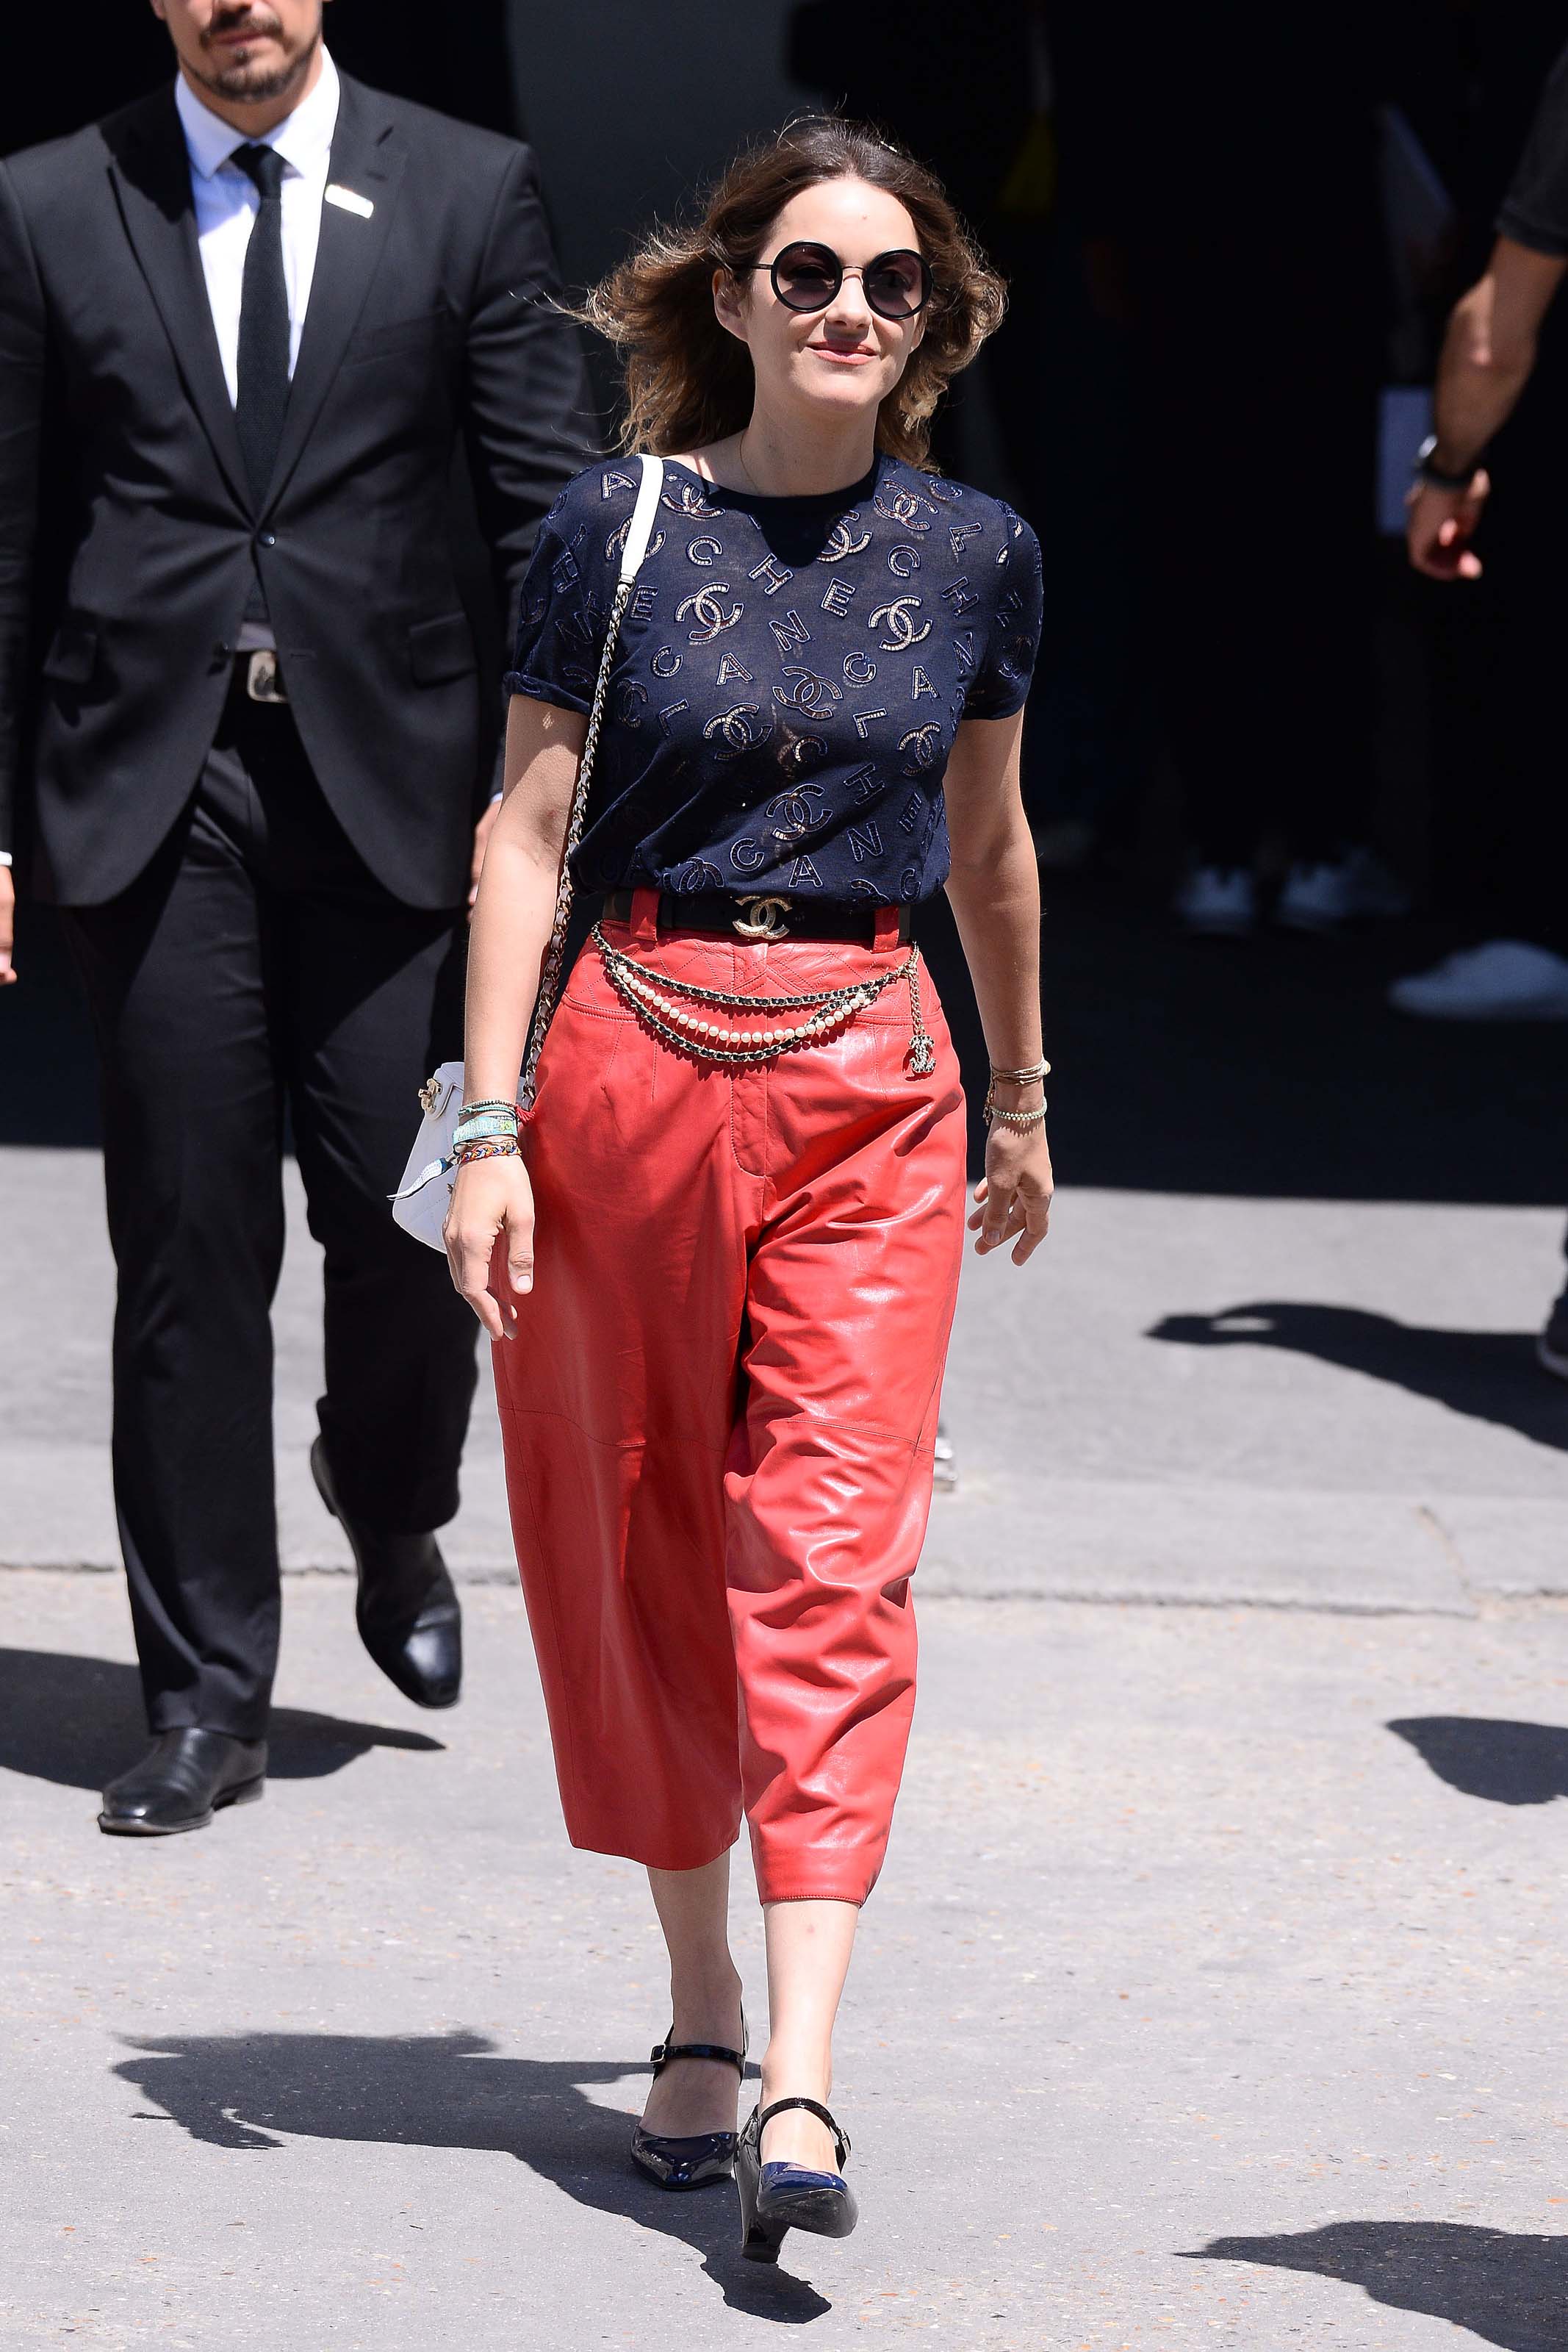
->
[[462, 836, 556, 1105], [943, 713, 1044, 1072], [946, 833, 1043, 1069], [462, 697, 586, 1106]]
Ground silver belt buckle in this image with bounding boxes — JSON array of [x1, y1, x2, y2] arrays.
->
[[244, 649, 287, 704], [733, 894, 791, 940]]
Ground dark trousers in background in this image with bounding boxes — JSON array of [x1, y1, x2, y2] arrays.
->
[[60, 684, 479, 1738], [1428, 448, 1568, 957], [1142, 307, 1380, 872]]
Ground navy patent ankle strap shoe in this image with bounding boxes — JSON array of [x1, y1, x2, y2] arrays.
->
[[630, 2017, 747, 2191], [736, 2097, 858, 2262]]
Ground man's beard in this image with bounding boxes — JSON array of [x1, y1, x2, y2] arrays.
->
[[190, 18, 319, 105]]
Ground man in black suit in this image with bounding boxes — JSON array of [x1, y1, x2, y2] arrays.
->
[[0, 0, 594, 1832]]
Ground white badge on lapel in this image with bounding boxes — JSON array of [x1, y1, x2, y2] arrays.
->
[[324, 184, 375, 220]]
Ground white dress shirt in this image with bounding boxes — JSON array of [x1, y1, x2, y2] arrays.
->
[[4, 60, 345, 864], [174, 49, 340, 406]]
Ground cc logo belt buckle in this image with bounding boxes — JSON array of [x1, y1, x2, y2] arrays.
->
[[733, 894, 791, 940], [245, 649, 288, 704]]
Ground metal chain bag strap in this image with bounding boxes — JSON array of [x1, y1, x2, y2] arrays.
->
[[389, 453, 667, 1251]]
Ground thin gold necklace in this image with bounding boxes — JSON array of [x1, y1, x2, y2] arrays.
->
[[735, 430, 763, 494]]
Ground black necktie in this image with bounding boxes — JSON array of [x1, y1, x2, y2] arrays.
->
[[231, 143, 289, 506]]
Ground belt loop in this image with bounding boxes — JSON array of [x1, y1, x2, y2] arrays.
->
[[628, 886, 661, 946], [873, 905, 902, 956]]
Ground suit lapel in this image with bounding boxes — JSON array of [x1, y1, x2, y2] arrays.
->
[[106, 89, 250, 510], [261, 76, 405, 513]]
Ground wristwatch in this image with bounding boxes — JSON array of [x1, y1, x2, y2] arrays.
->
[[1415, 433, 1480, 492]]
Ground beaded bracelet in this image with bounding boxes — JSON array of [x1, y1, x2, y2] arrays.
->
[[984, 1057, 1050, 1124], [458, 1099, 517, 1118]]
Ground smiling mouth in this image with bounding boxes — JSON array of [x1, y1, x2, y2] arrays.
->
[[810, 347, 876, 365]]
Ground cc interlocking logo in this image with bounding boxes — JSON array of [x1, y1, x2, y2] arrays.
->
[[702, 702, 769, 757], [675, 583, 743, 642], [818, 514, 872, 563], [869, 596, 932, 652], [732, 895, 792, 940]]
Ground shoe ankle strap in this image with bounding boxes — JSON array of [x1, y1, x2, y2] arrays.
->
[[751, 2095, 851, 2169], [650, 2029, 747, 2078]]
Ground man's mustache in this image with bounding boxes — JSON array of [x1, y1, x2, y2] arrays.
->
[[204, 10, 285, 42]]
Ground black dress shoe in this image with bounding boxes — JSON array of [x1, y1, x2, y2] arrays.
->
[[311, 1437, 461, 1708], [99, 1728, 267, 1837]]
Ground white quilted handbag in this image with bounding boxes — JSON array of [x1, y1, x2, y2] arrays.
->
[[390, 452, 665, 1250]]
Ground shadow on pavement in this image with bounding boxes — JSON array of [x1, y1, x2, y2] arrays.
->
[[114, 2030, 830, 2321], [1146, 1303, 1567, 1452], [1389, 1716, 1568, 1806], [1181, 2220, 1567, 2351], [0, 1647, 442, 1790]]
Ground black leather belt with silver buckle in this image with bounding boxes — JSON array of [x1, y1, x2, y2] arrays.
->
[[601, 889, 913, 945], [237, 649, 288, 704]]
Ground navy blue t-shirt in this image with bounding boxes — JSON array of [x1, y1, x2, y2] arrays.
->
[[503, 452, 1043, 904]]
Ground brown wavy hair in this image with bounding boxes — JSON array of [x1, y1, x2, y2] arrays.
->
[[580, 117, 1007, 471]]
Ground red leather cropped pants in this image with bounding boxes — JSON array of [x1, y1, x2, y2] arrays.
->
[[492, 894, 966, 1905]]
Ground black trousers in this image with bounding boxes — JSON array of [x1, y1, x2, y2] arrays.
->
[[1427, 462, 1568, 956], [1133, 264, 1380, 871], [60, 685, 479, 1738]]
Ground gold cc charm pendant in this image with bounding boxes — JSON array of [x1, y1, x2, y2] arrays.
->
[[733, 895, 792, 940]]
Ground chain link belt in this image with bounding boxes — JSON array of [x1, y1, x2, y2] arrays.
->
[[591, 900, 937, 1075]]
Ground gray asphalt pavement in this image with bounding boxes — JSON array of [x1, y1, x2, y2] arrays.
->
[[4, 1575, 1567, 2349], [3, 1152, 1567, 2348], [4, 1151, 1566, 1605]]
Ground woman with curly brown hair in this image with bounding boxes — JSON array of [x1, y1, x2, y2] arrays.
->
[[444, 117, 1051, 2263]]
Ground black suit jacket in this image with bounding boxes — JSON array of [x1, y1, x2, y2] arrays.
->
[[0, 72, 595, 907]]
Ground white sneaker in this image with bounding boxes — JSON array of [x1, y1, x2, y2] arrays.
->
[[1388, 939, 1568, 1020], [1174, 866, 1256, 938], [1276, 848, 1411, 933]]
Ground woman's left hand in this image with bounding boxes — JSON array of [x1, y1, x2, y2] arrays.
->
[[968, 1124, 1053, 1264]]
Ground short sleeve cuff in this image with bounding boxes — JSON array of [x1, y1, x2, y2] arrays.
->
[[962, 684, 1032, 723], [1496, 203, 1568, 258], [503, 672, 593, 717], [0, 849, 12, 867]]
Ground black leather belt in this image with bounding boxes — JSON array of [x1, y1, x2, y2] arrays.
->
[[601, 889, 913, 944]]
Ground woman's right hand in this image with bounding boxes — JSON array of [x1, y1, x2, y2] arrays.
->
[[444, 1152, 536, 1340]]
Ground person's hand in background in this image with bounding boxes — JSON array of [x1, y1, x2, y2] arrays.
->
[[0, 867, 17, 983], [1406, 470, 1489, 580]]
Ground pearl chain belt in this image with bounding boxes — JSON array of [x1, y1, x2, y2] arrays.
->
[[590, 922, 938, 1075]]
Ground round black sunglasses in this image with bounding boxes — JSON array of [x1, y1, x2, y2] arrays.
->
[[748, 240, 932, 322]]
